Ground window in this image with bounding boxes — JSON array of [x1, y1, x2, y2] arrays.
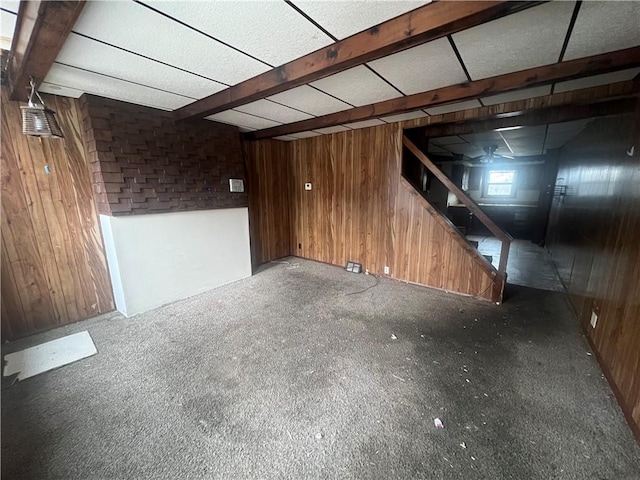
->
[[484, 170, 516, 197]]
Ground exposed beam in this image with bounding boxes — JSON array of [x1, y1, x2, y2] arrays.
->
[[174, 1, 541, 121], [247, 46, 640, 140], [7, 0, 85, 102], [419, 97, 635, 138]]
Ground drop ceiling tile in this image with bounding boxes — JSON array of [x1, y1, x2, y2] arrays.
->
[[43, 64, 192, 111], [0, 9, 16, 50], [544, 132, 577, 150], [507, 135, 546, 148], [447, 143, 484, 157], [235, 99, 313, 123], [431, 136, 466, 146], [564, 1, 640, 60], [310, 65, 400, 106], [207, 110, 282, 130], [452, 1, 576, 80], [554, 68, 640, 93], [39, 82, 85, 99], [425, 100, 482, 116], [273, 135, 298, 142], [481, 86, 552, 106], [145, 1, 333, 66], [71, 1, 270, 86], [314, 125, 351, 134], [291, 0, 430, 40], [427, 144, 452, 155], [380, 110, 429, 123], [290, 131, 322, 139], [0, 0, 19, 13], [267, 85, 351, 116], [56, 34, 226, 100], [460, 131, 503, 144], [343, 119, 386, 130], [237, 126, 256, 133], [547, 119, 590, 135], [500, 126, 547, 140], [368, 38, 467, 95]]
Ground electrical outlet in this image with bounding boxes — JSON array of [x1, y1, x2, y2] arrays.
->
[[305, 183, 312, 190], [590, 310, 598, 328], [384, 266, 390, 275]]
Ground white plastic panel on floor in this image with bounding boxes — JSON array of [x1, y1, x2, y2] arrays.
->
[[3, 331, 97, 381]]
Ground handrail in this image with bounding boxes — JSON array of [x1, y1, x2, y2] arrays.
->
[[402, 135, 512, 278]]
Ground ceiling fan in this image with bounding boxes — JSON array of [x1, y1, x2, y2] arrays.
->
[[471, 144, 514, 164]]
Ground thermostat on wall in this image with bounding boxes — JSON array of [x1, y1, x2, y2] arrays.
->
[[229, 179, 244, 192]]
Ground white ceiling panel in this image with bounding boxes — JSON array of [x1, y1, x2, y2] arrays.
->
[[0, 0, 19, 12], [56, 34, 226, 100], [460, 131, 506, 145], [207, 110, 281, 130], [380, 110, 429, 123], [314, 125, 351, 134], [71, 1, 270, 86], [547, 119, 590, 135], [544, 132, 577, 150], [482, 86, 552, 106], [343, 118, 386, 129], [39, 82, 85, 99], [425, 100, 482, 116], [43, 64, 192, 111], [427, 144, 452, 155], [235, 99, 313, 123], [368, 38, 467, 95], [554, 68, 640, 93], [145, 1, 333, 66], [267, 85, 351, 116], [446, 143, 484, 157], [453, 1, 576, 80], [289, 131, 322, 139], [564, 1, 640, 60], [0, 8, 16, 50], [430, 136, 465, 146], [292, 1, 430, 40], [500, 126, 547, 140], [310, 65, 400, 106]]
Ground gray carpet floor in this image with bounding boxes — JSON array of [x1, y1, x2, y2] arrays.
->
[[2, 257, 639, 479]]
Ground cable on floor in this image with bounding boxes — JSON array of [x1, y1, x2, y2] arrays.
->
[[344, 274, 380, 296]]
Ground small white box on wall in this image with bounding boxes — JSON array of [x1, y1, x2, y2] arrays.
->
[[229, 179, 244, 192]]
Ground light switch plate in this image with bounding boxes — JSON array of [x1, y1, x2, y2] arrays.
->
[[590, 310, 598, 328], [229, 179, 244, 192]]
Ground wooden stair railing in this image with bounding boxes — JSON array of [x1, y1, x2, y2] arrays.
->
[[403, 135, 513, 303]]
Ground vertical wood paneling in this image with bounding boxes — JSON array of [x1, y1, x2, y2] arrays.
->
[[282, 124, 497, 301], [1, 88, 114, 340], [245, 139, 293, 267], [547, 113, 640, 439]]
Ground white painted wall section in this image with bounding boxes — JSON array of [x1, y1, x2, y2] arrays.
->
[[100, 208, 252, 317]]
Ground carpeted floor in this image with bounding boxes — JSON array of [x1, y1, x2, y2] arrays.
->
[[2, 257, 639, 479]]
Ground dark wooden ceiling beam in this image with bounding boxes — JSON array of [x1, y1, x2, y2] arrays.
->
[[419, 97, 635, 138], [174, 1, 541, 121], [246, 46, 640, 140], [7, 0, 85, 102]]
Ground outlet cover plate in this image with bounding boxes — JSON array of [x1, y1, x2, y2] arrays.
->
[[305, 183, 312, 190], [590, 310, 598, 328]]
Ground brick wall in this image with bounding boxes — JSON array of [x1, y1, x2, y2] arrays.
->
[[80, 94, 247, 216]]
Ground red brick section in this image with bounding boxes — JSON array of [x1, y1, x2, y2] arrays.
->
[[79, 94, 247, 216]]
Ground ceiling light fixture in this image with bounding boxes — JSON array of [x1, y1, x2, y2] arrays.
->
[[21, 77, 64, 138]]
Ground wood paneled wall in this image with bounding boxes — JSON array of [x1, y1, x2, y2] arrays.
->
[[246, 124, 497, 301], [1, 89, 114, 340], [245, 140, 292, 268], [546, 113, 640, 440]]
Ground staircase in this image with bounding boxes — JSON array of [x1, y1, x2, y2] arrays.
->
[[402, 135, 512, 304]]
